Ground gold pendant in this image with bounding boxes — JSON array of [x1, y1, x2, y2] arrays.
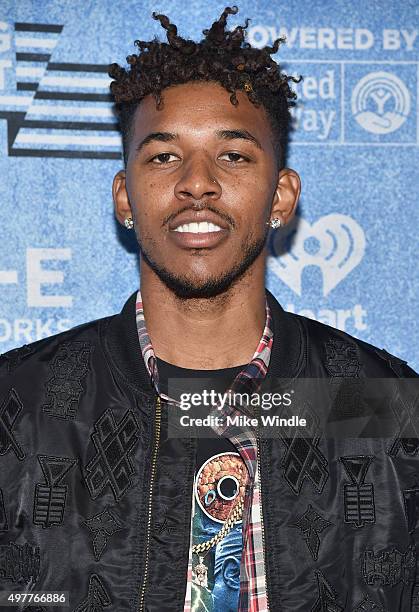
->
[[193, 555, 208, 588]]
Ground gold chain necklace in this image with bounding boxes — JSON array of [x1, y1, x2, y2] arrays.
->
[[192, 497, 244, 588]]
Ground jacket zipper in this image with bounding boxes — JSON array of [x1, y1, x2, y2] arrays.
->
[[139, 395, 162, 611], [257, 436, 270, 611]]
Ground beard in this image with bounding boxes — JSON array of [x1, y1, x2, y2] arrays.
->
[[138, 228, 268, 299]]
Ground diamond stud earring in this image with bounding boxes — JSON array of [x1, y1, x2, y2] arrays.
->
[[124, 217, 134, 229], [268, 217, 282, 229]]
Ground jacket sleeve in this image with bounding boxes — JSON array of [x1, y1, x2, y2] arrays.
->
[[0, 344, 43, 582]]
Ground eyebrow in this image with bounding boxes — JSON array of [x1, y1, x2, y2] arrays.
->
[[135, 128, 263, 154], [216, 129, 262, 150]]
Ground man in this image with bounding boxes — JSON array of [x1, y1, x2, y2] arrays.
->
[[0, 6, 417, 612]]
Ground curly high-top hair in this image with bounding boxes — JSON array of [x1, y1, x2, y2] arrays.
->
[[109, 6, 300, 167]]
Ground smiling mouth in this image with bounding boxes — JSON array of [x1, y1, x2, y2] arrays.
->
[[169, 221, 229, 249], [173, 222, 223, 234]]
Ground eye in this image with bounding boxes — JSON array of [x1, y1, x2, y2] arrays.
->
[[218, 152, 249, 163], [150, 152, 179, 164]]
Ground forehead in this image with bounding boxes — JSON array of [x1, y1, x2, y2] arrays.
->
[[131, 81, 272, 141]]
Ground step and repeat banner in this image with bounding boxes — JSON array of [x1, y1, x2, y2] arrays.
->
[[0, 0, 418, 369]]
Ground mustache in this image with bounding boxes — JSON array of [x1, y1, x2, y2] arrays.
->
[[162, 202, 236, 229]]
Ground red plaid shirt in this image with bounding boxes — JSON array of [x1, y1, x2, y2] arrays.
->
[[135, 290, 273, 611]]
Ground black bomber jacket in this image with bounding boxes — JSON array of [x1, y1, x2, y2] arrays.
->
[[0, 289, 417, 612]]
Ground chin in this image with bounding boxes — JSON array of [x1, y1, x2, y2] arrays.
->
[[158, 273, 238, 300], [140, 234, 267, 299]]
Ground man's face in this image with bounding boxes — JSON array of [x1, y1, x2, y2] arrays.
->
[[114, 81, 294, 298]]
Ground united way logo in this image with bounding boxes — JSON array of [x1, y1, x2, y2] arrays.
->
[[267, 214, 365, 296], [351, 71, 411, 135]]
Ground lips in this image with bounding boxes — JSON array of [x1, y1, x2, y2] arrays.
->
[[168, 210, 230, 232], [168, 210, 230, 249]]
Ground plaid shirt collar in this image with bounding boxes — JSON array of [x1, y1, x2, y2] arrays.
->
[[135, 290, 273, 404], [134, 289, 273, 611]]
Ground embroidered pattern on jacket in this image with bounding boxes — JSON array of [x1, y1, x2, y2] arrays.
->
[[0, 487, 8, 531], [324, 338, 361, 378], [72, 573, 111, 612], [290, 503, 333, 560], [281, 436, 329, 495], [84, 408, 141, 502], [154, 512, 177, 536], [387, 390, 419, 457], [42, 341, 93, 420], [362, 544, 416, 586], [352, 593, 386, 611], [311, 570, 343, 612], [0, 542, 40, 583], [83, 507, 123, 561], [0, 344, 35, 374], [278, 401, 329, 495], [0, 387, 26, 460], [33, 455, 77, 528], [374, 348, 408, 377], [340, 455, 375, 528]]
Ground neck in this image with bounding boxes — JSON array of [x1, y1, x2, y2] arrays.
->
[[139, 261, 267, 370]]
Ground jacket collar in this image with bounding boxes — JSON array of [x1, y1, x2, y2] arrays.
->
[[103, 288, 305, 395]]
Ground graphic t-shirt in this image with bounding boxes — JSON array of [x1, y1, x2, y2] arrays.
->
[[156, 357, 247, 612]]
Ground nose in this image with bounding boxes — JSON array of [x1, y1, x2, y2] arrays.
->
[[174, 154, 221, 202]]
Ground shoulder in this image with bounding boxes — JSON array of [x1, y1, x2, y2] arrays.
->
[[291, 311, 417, 378], [0, 314, 121, 428], [0, 313, 115, 380]]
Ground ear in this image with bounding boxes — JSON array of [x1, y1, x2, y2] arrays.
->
[[112, 170, 133, 226], [270, 168, 301, 226]]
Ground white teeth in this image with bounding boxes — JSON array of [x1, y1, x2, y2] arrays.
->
[[173, 222, 223, 233]]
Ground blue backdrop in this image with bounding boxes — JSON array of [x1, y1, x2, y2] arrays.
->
[[0, 0, 417, 369]]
